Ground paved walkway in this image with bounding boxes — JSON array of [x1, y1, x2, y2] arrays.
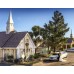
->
[[33, 52, 74, 66]]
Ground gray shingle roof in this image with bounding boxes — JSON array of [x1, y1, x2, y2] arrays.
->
[[0, 31, 27, 48], [67, 38, 73, 43]]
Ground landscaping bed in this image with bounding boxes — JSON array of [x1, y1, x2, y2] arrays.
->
[[19, 60, 40, 66]]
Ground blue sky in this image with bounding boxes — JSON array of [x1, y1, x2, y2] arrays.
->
[[0, 8, 74, 37]]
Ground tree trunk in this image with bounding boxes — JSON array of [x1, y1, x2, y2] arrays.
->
[[53, 47, 56, 53], [35, 48, 37, 54], [35, 40, 37, 55], [48, 46, 50, 54]]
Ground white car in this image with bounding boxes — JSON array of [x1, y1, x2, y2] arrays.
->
[[49, 51, 68, 61], [66, 48, 74, 52], [49, 54, 59, 61]]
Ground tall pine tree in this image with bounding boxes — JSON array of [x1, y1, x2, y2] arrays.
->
[[43, 11, 69, 52]]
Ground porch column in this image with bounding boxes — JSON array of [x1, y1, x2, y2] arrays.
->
[[13, 49, 16, 59], [2, 49, 4, 61], [71, 43, 72, 48], [66, 44, 67, 49]]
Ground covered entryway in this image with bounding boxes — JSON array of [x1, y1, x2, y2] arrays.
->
[[2, 48, 16, 62]]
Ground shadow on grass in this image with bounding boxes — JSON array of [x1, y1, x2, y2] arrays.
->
[[0, 62, 32, 66], [0, 62, 14, 66], [18, 63, 32, 66], [43, 59, 59, 63], [18, 60, 40, 66]]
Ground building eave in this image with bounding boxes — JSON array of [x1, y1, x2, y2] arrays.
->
[[2, 47, 16, 49]]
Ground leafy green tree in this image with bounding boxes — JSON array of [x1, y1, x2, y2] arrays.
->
[[31, 25, 43, 54], [42, 11, 69, 52], [32, 26, 40, 37]]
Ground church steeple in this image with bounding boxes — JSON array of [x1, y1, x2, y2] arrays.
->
[[6, 11, 15, 34], [70, 29, 73, 38]]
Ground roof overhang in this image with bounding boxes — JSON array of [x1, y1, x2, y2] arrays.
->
[[1, 47, 16, 49]]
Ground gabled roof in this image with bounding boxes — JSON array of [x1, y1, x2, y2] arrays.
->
[[0, 31, 28, 48], [67, 38, 73, 43]]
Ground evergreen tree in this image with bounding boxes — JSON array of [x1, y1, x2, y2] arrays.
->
[[43, 11, 69, 52]]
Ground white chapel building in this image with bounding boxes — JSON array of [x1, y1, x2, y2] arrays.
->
[[0, 11, 35, 61]]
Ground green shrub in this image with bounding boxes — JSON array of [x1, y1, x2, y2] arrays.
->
[[28, 55, 34, 60], [40, 54, 48, 57], [33, 53, 40, 59], [7, 55, 13, 59], [7, 55, 14, 62]]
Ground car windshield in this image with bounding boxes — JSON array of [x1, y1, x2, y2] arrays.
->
[[50, 55, 58, 57]]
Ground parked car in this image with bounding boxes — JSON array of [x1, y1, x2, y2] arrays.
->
[[49, 54, 60, 61], [49, 51, 68, 61], [66, 48, 74, 52]]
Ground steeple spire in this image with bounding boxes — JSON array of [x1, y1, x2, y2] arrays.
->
[[70, 29, 73, 38], [6, 11, 15, 34]]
